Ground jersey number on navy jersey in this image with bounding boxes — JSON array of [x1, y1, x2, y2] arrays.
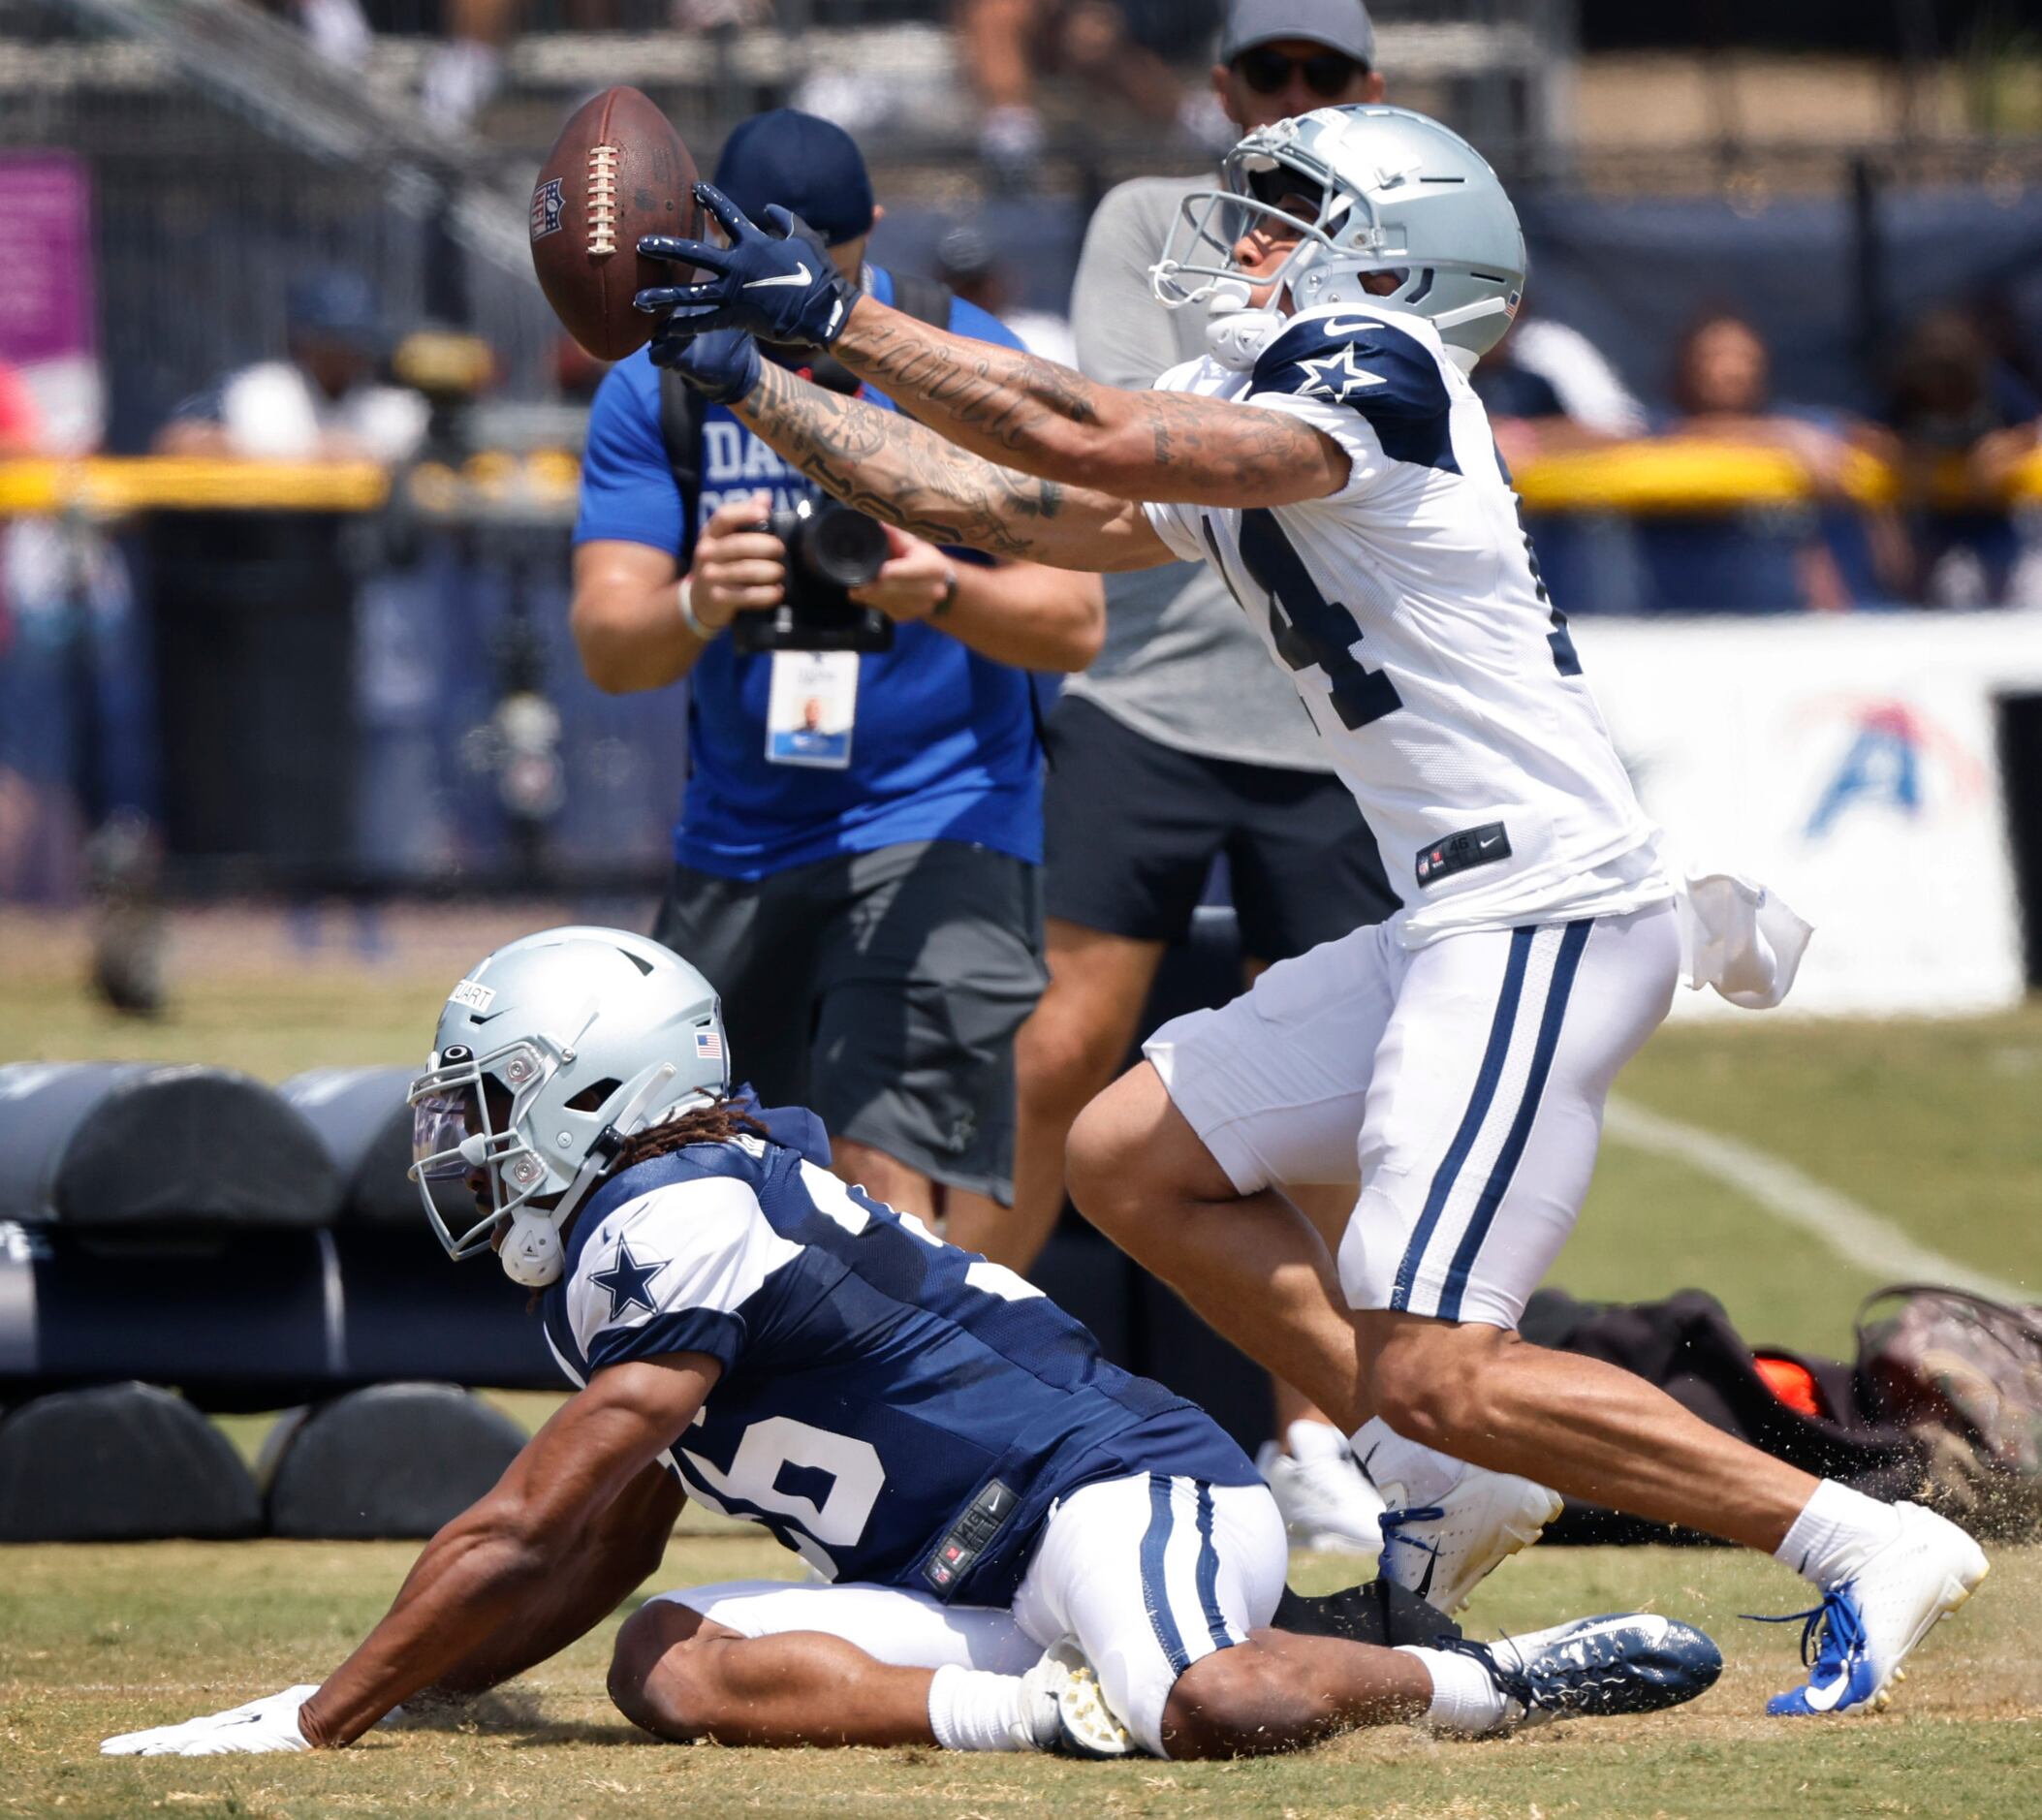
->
[[1231, 510, 1404, 732]]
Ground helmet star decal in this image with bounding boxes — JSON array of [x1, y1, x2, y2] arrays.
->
[[1296, 341, 1386, 404], [589, 1239, 663, 1320]]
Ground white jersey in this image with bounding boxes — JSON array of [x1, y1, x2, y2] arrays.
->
[[1143, 300, 1669, 945]]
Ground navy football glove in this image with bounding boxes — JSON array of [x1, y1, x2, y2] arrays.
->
[[649, 323, 762, 405], [636, 182, 859, 349]]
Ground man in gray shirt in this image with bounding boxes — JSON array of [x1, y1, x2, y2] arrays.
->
[[953, 0, 1394, 1553]]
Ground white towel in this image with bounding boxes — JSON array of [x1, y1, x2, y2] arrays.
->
[[1675, 871, 1814, 1010]]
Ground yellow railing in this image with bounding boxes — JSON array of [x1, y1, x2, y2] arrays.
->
[[1, 444, 2037, 519]]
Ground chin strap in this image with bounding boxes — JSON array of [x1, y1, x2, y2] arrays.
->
[[497, 1062, 681, 1289], [1204, 280, 1286, 371]]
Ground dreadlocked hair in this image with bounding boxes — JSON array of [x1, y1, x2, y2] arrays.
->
[[612, 1095, 769, 1171]]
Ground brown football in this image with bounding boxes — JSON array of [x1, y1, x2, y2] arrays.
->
[[529, 86, 701, 361]]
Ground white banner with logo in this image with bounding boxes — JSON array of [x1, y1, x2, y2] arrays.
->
[[1570, 610, 2042, 1017]]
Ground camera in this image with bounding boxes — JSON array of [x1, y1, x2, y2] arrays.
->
[[732, 495, 896, 655]]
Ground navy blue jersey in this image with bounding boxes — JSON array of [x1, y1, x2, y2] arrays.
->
[[541, 1107, 1254, 1605]]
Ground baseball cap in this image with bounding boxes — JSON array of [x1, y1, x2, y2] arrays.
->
[[285, 270, 385, 347], [713, 108, 876, 247], [1219, 0, 1376, 67]]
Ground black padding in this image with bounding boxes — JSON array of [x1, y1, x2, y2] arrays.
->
[[0, 1381, 261, 1540], [331, 1226, 560, 1391], [8, 1230, 340, 1412], [266, 1382, 528, 1539], [280, 1066, 424, 1226], [0, 1062, 342, 1228]]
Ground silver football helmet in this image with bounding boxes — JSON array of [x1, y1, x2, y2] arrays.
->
[[407, 926, 726, 1288], [1152, 105, 1526, 367]]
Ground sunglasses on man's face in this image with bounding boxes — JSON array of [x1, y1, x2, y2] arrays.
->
[[1234, 47, 1368, 98]]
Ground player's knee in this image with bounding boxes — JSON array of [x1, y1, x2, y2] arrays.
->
[[1063, 1089, 1147, 1230], [1159, 1645, 1298, 1760], [608, 1601, 719, 1741], [1016, 994, 1126, 1118]]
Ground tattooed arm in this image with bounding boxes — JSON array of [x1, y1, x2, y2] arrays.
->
[[730, 358, 1176, 574], [824, 296, 1350, 510]]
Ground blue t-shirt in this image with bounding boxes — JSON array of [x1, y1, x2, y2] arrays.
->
[[541, 1109, 1255, 1605], [574, 271, 1044, 880]]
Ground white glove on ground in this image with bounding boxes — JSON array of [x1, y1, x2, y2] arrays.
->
[[102, 1685, 323, 1756]]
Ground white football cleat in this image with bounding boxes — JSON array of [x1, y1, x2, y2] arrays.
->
[[1257, 1438, 1386, 1554], [1019, 1637, 1137, 1758], [1375, 1468, 1562, 1615], [1765, 1502, 1989, 1716]]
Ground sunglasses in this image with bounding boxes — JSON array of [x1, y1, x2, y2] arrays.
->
[[1234, 47, 1368, 98]]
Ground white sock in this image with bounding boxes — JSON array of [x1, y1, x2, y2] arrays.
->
[[1286, 1418, 1351, 1465], [1397, 1645, 1510, 1734], [1775, 1478, 1903, 1589], [1352, 1419, 1468, 1506], [927, 1664, 1036, 1752]]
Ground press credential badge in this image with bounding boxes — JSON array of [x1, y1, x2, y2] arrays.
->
[[765, 650, 858, 769]]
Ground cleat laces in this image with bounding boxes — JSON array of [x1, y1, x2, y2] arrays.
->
[[1744, 1590, 1867, 1681]]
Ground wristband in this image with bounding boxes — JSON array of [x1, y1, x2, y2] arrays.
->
[[677, 576, 717, 642], [931, 567, 960, 618]]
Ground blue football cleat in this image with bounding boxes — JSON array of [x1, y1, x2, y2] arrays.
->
[[1761, 1502, 1988, 1716], [1445, 1612, 1724, 1730]]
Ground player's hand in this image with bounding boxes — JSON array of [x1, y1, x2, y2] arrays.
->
[[650, 323, 762, 405], [635, 182, 859, 349], [101, 1685, 323, 1756], [688, 490, 785, 631], [849, 525, 959, 624]]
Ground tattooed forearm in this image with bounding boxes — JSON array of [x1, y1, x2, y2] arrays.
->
[[731, 361, 1129, 568], [832, 298, 1345, 507]]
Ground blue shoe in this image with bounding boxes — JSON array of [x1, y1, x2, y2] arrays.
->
[[1442, 1612, 1723, 1732], [1761, 1502, 1988, 1716]]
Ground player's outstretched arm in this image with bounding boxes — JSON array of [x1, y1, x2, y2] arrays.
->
[[103, 1355, 715, 1755], [636, 184, 1349, 511], [666, 331, 1173, 575]]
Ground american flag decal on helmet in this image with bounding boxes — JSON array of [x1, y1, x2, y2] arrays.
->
[[695, 1029, 724, 1062], [1504, 288, 1523, 320]]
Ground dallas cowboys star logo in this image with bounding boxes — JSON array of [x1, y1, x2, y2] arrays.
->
[[589, 1239, 662, 1320], [1295, 341, 1385, 404]]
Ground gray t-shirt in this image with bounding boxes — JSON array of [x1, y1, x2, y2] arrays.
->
[[1064, 175, 1332, 772]]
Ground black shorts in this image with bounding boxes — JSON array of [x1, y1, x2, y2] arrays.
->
[[1043, 697, 1396, 961], [652, 839, 1046, 1203]]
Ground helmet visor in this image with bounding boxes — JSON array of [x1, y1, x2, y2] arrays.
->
[[411, 1086, 480, 1181]]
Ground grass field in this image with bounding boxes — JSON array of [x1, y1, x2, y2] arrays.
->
[[2, 911, 2039, 1817]]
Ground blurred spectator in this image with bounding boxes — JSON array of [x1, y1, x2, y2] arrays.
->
[[1473, 308, 1647, 473], [934, 224, 1078, 365], [1654, 310, 1882, 612], [0, 356, 45, 457], [957, 0, 1224, 181], [1885, 306, 2042, 609], [155, 271, 427, 464]]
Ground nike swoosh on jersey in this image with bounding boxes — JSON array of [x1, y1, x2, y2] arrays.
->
[[745, 268, 814, 290]]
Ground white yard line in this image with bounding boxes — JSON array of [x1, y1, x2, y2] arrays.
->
[[1603, 1096, 2032, 1305]]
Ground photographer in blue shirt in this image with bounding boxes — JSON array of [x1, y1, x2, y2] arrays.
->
[[570, 110, 1102, 1236]]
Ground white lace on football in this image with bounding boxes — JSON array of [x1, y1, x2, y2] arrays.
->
[[586, 143, 619, 256]]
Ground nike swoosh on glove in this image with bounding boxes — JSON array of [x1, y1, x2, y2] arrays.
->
[[648, 323, 763, 405], [635, 181, 860, 349]]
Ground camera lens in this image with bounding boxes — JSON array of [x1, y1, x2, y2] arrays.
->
[[800, 505, 891, 589]]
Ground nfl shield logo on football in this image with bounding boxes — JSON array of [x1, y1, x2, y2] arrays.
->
[[530, 177, 565, 241]]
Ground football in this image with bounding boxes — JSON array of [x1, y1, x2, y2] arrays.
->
[[529, 85, 701, 361]]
